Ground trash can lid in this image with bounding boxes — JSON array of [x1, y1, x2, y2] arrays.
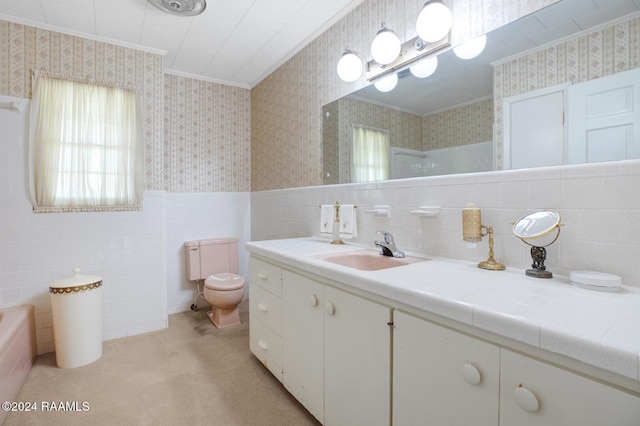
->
[[50, 268, 102, 294]]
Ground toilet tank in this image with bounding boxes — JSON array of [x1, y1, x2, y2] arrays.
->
[[185, 238, 239, 281]]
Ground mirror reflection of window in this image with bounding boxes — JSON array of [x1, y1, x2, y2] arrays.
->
[[350, 124, 390, 183]]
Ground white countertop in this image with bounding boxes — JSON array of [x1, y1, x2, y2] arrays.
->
[[246, 237, 640, 384]]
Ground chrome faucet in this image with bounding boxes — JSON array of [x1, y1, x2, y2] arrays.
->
[[374, 231, 405, 258]]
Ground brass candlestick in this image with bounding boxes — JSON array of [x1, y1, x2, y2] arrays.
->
[[462, 205, 505, 271], [331, 201, 345, 245]]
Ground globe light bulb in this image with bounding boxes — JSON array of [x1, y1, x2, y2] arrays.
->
[[410, 56, 438, 78], [453, 35, 487, 59], [371, 26, 401, 65], [337, 50, 364, 82], [374, 73, 398, 92], [416, 1, 452, 43]]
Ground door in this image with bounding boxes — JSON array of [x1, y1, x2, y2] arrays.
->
[[503, 85, 566, 170], [568, 68, 640, 164]]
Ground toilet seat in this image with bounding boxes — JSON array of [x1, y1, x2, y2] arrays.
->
[[204, 273, 244, 291]]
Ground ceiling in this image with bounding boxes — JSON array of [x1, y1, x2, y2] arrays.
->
[[353, 0, 640, 116], [0, 0, 365, 88]]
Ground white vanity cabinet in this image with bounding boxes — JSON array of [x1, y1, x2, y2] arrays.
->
[[281, 270, 324, 421], [393, 310, 500, 426], [248, 257, 283, 381], [247, 246, 640, 426], [281, 269, 391, 426], [500, 349, 640, 426]]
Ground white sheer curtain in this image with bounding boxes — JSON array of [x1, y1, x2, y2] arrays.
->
[[29, 71, 144, 212], [350, 124, 390, 182]]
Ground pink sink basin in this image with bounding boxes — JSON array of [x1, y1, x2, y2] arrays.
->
[[314, 249, 429, 271]]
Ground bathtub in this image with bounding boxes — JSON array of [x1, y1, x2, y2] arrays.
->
[[0, 305, 37, 424]]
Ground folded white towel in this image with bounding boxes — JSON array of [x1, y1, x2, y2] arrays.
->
[[339, 204, 357, 239], [320, 205, 334, 236]]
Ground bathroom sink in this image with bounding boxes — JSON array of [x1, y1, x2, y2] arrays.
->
[[314, 249, 429, 271]]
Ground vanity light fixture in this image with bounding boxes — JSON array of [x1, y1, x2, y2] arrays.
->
[[336, 1, 452, 90], [416, 0, 453, 43], [370, 23, 402, 65], [147, 0, 206, 16], [453, 34, 487, 59], [336, 47, 366, 82], [366, 34, 450, 89]]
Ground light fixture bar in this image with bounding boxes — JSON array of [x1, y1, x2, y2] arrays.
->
[[365, 33, 450, 82]]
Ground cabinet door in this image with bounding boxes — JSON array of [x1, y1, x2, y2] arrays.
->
[[500, 349, 640, 426], [324, 286, 391, 426], [393, 311, 499, 426], [281, 270, 324, 423]]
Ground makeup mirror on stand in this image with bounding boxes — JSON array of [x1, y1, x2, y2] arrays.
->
[[513, 210, 563, 278]]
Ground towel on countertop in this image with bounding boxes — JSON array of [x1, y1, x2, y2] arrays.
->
[[320, 204, 334, 236], [339, 204, 357, 239]]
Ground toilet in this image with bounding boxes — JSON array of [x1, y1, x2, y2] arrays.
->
[[185, 238, 245, 328]]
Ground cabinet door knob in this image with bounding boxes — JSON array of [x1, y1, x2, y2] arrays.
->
[[461, 363, 482, 385], [514, 385, 540, 413], [258, 303, 268, 312], [325, 302, 335, 315], [257, 273, 268, 280], [309, 294, 318, 307], [258, 340, 268, 351]]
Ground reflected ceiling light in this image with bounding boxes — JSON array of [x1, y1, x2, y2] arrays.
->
[[370, 23, 402, 65], [147, 0, 206, 16], [336, 47, 365, 82], [410, 55, 438, 78], [416, 1, 453, 43], [374, 73, 398, 92], [453, 35, 487, 59]]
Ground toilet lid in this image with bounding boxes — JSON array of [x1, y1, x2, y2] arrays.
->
[[204, 273, 245, 291]]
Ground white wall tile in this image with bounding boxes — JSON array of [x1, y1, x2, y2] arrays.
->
[[251, 159, 640, 288], [0, 105, 251, 354]]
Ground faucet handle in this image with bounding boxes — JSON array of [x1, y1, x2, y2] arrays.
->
[[375, 231, 394, 244]]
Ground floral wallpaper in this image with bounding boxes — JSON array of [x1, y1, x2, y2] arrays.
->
[[0, 20, 165, 191], [493, 15, 640, 169], [163, 73, 251, 192], [423, 98, 493, 151], [251, 0, 559, 191], [0, 20, 251, 193]]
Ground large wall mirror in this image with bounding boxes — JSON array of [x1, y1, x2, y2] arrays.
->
[[323, 0, 640, 185]]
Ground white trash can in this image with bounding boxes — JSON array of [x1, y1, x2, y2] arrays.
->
[[50, 268, 103, 368]]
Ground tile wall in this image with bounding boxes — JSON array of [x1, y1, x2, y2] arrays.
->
[[164, 192, 250, 315], [0, 101, 165, 353], [0, 99, 250, 354], [0, 21, 252, 354], [251, 158, 640, 288]]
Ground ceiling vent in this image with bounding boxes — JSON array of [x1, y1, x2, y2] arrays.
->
[[147, 0, 206, 16]]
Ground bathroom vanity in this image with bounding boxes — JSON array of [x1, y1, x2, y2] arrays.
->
[[247, 237, 640, 426]]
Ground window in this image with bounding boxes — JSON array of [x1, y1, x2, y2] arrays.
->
[[350, 124, 390, 182], [29, 71, 143, 212]]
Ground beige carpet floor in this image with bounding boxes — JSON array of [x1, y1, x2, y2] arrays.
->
[[4, 301, 320, 426]]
